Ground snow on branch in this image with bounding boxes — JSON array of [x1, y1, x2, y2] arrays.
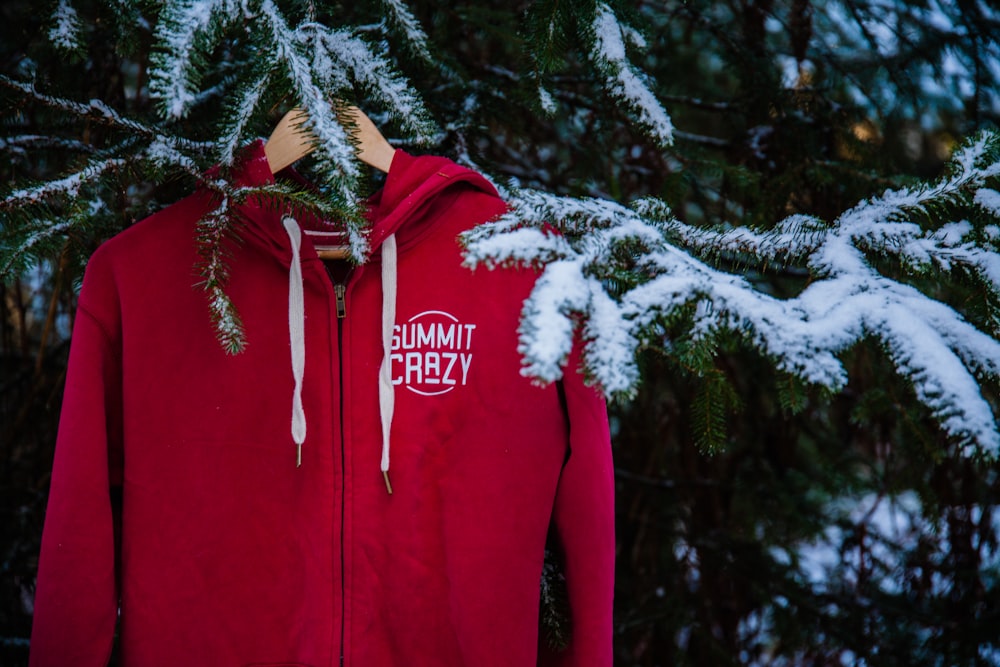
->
[[1, 155, 127, 209], [149, 0, 436, 171], [0, 132, 213, 220], [148, 0, 438, 258], [378, 0, 433, 63], [822, 134, 1000, 276], [150, 0, 245, 119], [0, 134, 95, 156], [49, 0, 83, 52], [144, 136, 205, 175], [139, 0, 439, 262], [976, 189, 1000, 217], [0, 75, 214, 154], [462, 132, 1000, 457], [218, 71, 272, 166], [0, 220, 75, 278], [257, 1, 360, 194], [666, 213, 827, 266], [256, 1, 382, 263], [588, 2, 674, 147], [194, 193, 247, 354], [297, 23, 437, 143]]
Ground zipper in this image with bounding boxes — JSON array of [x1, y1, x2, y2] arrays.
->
[[334, 292, 347, 667], [334, 283, 347, 319], [337, 291, 347, 667], [322, 261, 351, 667]]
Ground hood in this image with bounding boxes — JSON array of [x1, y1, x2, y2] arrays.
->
[[220, 139, 499, 264], [210, 139, 500, 491]]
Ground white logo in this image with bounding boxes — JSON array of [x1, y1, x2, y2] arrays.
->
[[390, 310, 476, 396]]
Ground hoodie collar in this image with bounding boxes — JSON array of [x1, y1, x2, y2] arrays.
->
[[222, 139, 498, 262]]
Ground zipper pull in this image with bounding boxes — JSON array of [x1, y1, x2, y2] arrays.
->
[[334, 283, 347, 319]]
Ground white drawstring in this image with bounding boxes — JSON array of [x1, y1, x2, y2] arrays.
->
[[283, 217, 395, 489], [378, 233, 398, 494], [283, 217, 307, 466]]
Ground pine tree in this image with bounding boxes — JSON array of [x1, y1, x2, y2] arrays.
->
[[2, 0, 999, 664]]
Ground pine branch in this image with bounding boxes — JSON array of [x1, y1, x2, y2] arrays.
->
[[539, 549, 570, 651], [1, 133, 208, 221], [0, 219, 75, 279], [256, 0, 364, 225], [376, 0, 433, 64], [149, 0, 242, 119], [0, 75, 215, 154], [0, 135, 95, 155], [217, 69, 273, 166], [191, 179, 371, 353], [463, 131, 1000, 457], [48, 0, 84, 52], [522, 0, 580, 75], [195, 194, 247, 354], [776, 371, 810, 415], [691, 370, 734, 454], [587, 2, 674, 147], [1, 155, 128, 210], [297, 22, 437, 143]]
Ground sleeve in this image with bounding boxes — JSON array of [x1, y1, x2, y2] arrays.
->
[[540, 345, 616, 667], [30, 257, 123, 667]]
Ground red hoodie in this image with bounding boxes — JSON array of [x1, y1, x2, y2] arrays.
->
[[29, 140, 614, 666]]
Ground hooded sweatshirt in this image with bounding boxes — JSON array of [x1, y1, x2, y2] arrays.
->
[[29, 140, 615, 667]]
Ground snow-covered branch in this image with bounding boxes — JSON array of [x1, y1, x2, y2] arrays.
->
[[49, 0, 83, 52], [194, 194, 247, 354], [217, 71, 271, 166], [0, 133, 210, 219], [0, 134, 95, 155], [257, 0, 359, 192], [145, 0, 439, 261], [463, 132, 1000, 457], [0, 75, 214, 154], [0, 220, 75, 278], [378, 0, 433, 63], [149, 0, 246, 119], [296, 23, 437, 143], [588, 2, 673, 147], [1, 156, 127, 209]]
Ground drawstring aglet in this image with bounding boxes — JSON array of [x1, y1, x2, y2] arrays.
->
[[383, 471, 393, 495], [297, 443, 302, 467]]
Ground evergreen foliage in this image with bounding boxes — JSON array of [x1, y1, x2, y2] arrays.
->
[[2, 0, 999, 664], [464, 133, 1000, 456]]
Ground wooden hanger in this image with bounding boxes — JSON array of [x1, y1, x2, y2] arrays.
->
[[264, 105, 395, 259]]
